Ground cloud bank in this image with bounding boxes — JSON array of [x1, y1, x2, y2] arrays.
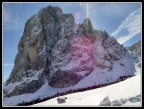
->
[[111, 8, 141, 44]]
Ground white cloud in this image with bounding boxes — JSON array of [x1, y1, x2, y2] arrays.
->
[[3, 63, 14, 66], [111, 8, 141, 44], [93, 3, 139, 17]]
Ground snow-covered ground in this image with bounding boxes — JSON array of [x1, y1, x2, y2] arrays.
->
[[33, 72, 141, 106], [3, 61, 141, 106]]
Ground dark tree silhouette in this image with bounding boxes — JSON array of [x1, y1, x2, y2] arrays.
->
[[17, 75, 132, 106]]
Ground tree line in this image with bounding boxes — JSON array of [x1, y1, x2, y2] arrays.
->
[[17, 75, 132, 106]]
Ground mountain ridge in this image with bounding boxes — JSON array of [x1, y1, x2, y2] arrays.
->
[[3, 6, 139, 106]]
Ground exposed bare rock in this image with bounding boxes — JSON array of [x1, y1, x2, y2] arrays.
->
[[4, 5, 136, 99]]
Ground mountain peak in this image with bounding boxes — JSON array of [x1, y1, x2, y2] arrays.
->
[[4, 6, 138, 104], [40, 5, 63, 16], [81, 18, 96, 43], [83, 18, 94, 33], [127, 40, 141, 55]]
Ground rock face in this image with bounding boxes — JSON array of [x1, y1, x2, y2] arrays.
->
[[126, 40, 141, 67], [49, 36, 94, 88], [5, 6, 75, 96], [77, 18, 96, 43], [4, 6, 136, 98], [127, 40, 141, 56]]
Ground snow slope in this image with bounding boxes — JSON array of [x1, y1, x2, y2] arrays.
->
[[3, 61, 140, 106], [33, 73, 141, 106]]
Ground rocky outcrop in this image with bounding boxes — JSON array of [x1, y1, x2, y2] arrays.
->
[[4, 6, 75, 96], [126, 40, 141, 55], [77, 18, 96, 43], [4, 5, 136, 98], [126, 40, 141, 67], [48, 36, 94, 88], [7, 79, 44, 97]]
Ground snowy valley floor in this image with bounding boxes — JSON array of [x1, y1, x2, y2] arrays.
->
[[33, 74, 141, 107]]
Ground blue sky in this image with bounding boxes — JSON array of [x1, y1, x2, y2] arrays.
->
[[3, 2, 141, 82]]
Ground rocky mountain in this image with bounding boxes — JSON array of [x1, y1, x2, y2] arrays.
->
[[126, 40, 141, 67], [3, 6, 138, 105], [127, 40, 141, 55]]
